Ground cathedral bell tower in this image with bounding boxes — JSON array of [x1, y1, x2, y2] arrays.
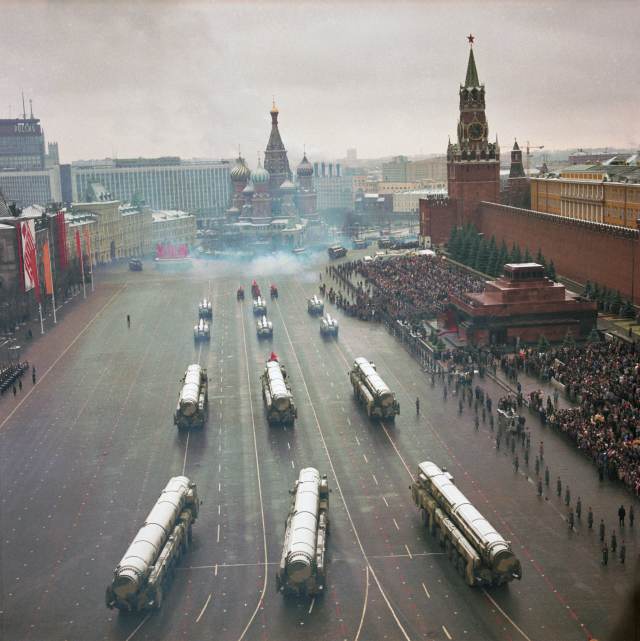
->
[[447, 35, 500, 226]]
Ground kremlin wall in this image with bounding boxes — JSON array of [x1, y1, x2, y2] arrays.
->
[[419, 40, 640, 304]]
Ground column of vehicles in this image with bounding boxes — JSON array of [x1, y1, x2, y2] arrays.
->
[[105, 289, 521, 616]]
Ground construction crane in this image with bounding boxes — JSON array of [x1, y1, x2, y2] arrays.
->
[[525, 141, 545, 175]]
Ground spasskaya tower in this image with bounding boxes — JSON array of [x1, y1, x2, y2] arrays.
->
[[447, 35, 500, 226]]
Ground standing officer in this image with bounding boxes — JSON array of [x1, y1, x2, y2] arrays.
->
[[545, 466, 550, 487], [568, 509, 574, 530], [416, 397, 420, 416], [538, 478, 543, 497], [599, 519, 606, 543], [565, 486, 571, 506], [576, 497, 582, 520], [588, 507, 594, 529], [618, 505, 626, 527], [602, 543, 609, 566], [619, 541, 626, 564], [557, 476, 562, 498], [611, 531, 617, 554], [630, 505, 635, 527]]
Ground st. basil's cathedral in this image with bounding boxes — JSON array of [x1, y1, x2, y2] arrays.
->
[[225, 101, 318, 245]]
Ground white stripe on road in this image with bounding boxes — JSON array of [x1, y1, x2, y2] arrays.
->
[[195, 593, 212, 623]]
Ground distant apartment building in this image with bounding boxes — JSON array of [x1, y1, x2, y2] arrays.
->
[[69, 157, 232, 223], [382, 156, 447, 184], [0, 166, 62, 208], [531, 156, 640, 228], [393, 187, 448, 214], [312, 162, 351, 210]]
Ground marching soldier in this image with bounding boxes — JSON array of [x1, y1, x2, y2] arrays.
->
[[568, 509, 574, 530], [537, 478, 543, 497], [599, 519, 606, 542], [535, 456, 540, 476], [588, 507, 594, 529], [619, 541, 626, 564], [545, 466, 550, 487], [630, 505, 635, 527], [602, 543, 609, 566], [576, 497, 582, 520], [557, 476, 562, 498], [565, 486, 571, 506], [514, 455, 519, 474], [611, 531, 617, 554]]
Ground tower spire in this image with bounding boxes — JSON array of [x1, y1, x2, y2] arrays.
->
[[464, 36, 479, 87]]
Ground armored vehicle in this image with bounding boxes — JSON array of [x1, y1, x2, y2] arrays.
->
[[106, 476, 199, 611], [350, 357, 400, 420], [174, 364, 208, 430], [193, 318, 210, 342], [276, 468, 329, 597], [256, 315, 273, 339], [320, 313, 338, 337], [497, 407, 524, 436], [307, 295, 324, 315], [411, 461, 522, 587], [198, 299, 212, 319], [261, 353, 297, 425]]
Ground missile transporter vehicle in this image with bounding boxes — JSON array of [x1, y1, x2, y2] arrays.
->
[[106, 476, 199, 611], [174, 364, 208, 430], [193, 318, 210, 342], [253, 296, 267, 316], [320, 313, 338, 338], [198, 298, 212, 319], [261, 355, 297, 425], [307, 295, 324, 315], [276, 467, 329, 597], [411, 461, 522, 587], [350, 357, 400, 420], [256, 315, 273, 339]]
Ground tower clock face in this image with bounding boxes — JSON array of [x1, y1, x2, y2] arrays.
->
[[468, 122, 484, 140]]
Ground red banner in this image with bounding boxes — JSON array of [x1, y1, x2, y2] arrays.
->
[[18, 220, 40, 302], [156, 242, 189, 259], [56, 211, 68, 270]]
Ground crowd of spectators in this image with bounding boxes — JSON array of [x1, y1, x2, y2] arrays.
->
[[327, 255, 484, 326], [522, 341, 640, 496]]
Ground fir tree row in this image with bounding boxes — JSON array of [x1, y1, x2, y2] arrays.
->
[[447, 225, 556, 280]]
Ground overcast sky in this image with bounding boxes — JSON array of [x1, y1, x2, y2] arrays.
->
[[2, 1, 638, 165]]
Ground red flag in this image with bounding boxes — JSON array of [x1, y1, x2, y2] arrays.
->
[[42, 241, 53, 295], [56, 211, 68, 269], [75, 228, 85, 277], [269, 352, 278, 362], [18, 221, 40, 301]]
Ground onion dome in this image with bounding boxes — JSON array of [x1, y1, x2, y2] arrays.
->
[[279, 179, 296, 192], [296, 153, 313, 177], [251, 160, 270, 185], [231, 156, 251, 183]]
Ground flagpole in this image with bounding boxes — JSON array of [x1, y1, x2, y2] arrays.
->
[[46, 229, 57, 324], [38, 303, 44, 334]]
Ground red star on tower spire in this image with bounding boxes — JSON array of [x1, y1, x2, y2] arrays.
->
[[467, 33, 475, 45]]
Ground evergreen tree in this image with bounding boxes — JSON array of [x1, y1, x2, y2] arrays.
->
[[546, 260, 556, 281], [475, 239, 490, 273], [583, 280, 593, 299], [610, 290, 623, 315], [563, 329, 576, 349], [620, 300, 635, 319], [448, 226, 458, 257], [536, 248, 544, 265], [587, 327, 601, 343], [537, 334, 550, 352], [513, 244, 523, 263], [523, 247, 532, 262]]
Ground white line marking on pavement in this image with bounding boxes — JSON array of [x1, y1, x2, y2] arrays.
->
[[405, 544, 413, 559], [372, 473, 379, 485], [382, 496, 389, 507], [214, 564, 218, 576], [393, 518, 400, 531], [355, 565, 369, 641], [218, 504, 221, 516], [442, 624, 453, 640], [363, 453, 368, 464], [422, 582, 431, 599], [216, 524, 220, 543], [354, 434, 359, 445], [0, 284, 126, 433], [181, 431, 190, 476], [195, 593, 212, 623], [124, 613, 151, 641], [482, 590, 535, 641], [308, 597, 315, 614]]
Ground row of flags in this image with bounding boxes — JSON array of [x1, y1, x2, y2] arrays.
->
[[15, 212, 92, 331]]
